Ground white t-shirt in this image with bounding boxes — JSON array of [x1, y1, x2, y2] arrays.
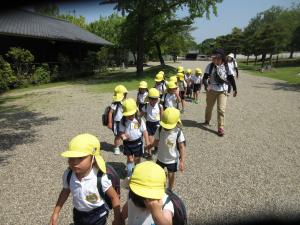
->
[[204, 63, 234, 92], [162, 93, 178, 109], [137, 92, 148, 104], [155, 127, 185, 164], [62, 167, 112, 212], [110, 102, 123, 122], [142, 103, 162, 122], [155, 82, 167, 95], [228, 60, 238, 77], [119, 118, 146, 141], [191, 75, 202, 84], [178, 80, 187, 91], [127, 194, 174, 225]]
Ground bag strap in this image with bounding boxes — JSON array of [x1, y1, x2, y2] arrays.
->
[[67, 168, 72, 187], [208, 62, 214, 75], [96, 170, 106, 204]]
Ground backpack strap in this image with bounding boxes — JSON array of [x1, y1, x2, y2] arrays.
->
[[96, 170, 106, 205], [158, 126, 162, 139], [163, 93, 167, 109], [224, 63, 230, 76], [66, 168, 72, 187], [208, 62, 214, 76]]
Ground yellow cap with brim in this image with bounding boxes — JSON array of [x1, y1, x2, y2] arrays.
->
[[130, 161, 166, 199], [61, 134, 106, 173], [122, 98, 138, 116], [160, 107, 181, 129], [167, 81, 178, 89], [155, 73, 164, 82], [112, 93, 124, 102]]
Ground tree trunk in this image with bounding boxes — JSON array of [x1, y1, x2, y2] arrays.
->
[[254, 55, 257, 65], [289, 49, 294, 59], [246, 55, 249, 65], [261, 53, 266, 68], [136, 14, 145, 76], [276, 55, 279, 64], [269, 53, 273, 66], [155, 41, 165, 66], [132, 51, 137, 64]]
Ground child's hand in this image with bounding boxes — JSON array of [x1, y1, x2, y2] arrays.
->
[[233, 91, 237, 97], [49, 213, 58, 225], [179, 160, 184, 172], [144, 199, 163, 213], [108, 123, 112, 129]]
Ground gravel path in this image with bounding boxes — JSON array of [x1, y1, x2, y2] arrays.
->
[[0, 61, 299, 225]]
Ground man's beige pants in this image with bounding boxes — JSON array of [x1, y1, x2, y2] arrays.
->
[[205, 90, 227, 129]]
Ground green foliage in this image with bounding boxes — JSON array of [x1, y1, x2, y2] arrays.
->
[[58, 14, 87, 29], [0, 56, 16, 92], [33, 4, 59, 17], [83, 48, 111, 73], [32, 63, 51, 85]]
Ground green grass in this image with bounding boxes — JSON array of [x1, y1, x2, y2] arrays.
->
[[239, 62, 300, 84]]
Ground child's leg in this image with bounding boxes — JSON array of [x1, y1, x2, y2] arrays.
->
[[168, 172, 175, 190], [134, 156, 141, 165], [126, 155, 134, 177], [113, 136, 121, 154], [148, 135, 154, 154]]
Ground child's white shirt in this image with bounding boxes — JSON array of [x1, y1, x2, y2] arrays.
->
[[178, 80, 187, 91], [137, 92, 148, 104], [119, 118, 146, 141], [62, 167, 112, 212], [142, 103, 162, 122], [155, 82, 166, 95], [127, 194, 174, 225], [163, 93, 178, 108], [228, 61, 238, 77], [110, 102, 123, 122], [191, 75, 202, 84], [155, 127, 185, 164]]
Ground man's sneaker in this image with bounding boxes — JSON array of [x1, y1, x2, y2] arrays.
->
[[218, 128, 225, 136], [202, 121, 210, 126], [114, 148, 120, 155]]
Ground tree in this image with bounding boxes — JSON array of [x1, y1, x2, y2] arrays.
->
[[198, 38, 216, 55], [58, 14, 87, 29], [33, 4, 59, 17], [100, 0, 222, 76]]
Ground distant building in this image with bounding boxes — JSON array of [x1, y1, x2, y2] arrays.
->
[[0, 9, 112, 62]]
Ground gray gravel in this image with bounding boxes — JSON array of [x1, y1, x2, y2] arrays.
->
[[0, 61, 299, 225]]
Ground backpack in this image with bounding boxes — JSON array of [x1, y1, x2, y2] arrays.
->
[[208, 62, 230, 84], [158, 126, 186, 150], [67, 163, 120, 209], [102, 103, 121, 126], [163, 189, 188, 225]]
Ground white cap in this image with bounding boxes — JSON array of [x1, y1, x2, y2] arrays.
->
[[228, 53, 234, 58]]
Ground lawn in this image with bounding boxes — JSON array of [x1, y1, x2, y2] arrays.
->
[[239, 61, 300, 85]]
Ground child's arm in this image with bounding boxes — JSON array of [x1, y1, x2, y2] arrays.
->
[[143, 130, 151, 153], [120, 201, 128, 221], [145, 199, 172, 225], [178, 142, 186, 172], [108, 109, 113, 129], [106, 186, 124, 225], [49, 188, 70, 225]]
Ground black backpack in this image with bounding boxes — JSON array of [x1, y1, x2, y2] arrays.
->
[[158, 126, 186, 150], [163, 189, 188, 225], [102, 103, 121, 126], [67, 163, 120, 209], [208, 62, 230, 84]]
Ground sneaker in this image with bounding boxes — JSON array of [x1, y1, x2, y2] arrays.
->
[[195, 100, 199, 104], [114, 148, 120, 155], [180, 109, 185, 114], [218, 128, 225, 136], [143, 152, 152, 160]]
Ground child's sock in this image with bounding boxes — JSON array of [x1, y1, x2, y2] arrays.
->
[[127, 162, 134, 177]]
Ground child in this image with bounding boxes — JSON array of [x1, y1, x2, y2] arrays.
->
[[184, 68, 193, 99], [177, 72, 187, 113], [118, 98, 150, 181], [191, 68, 202, 104], [136, 81, 148, 112], [121, 161, 174, 225], [154, 72, 167, 99], [177, 65, 184, 73], [49, 134, 122, 225], [169, 75, 178, 84], [161, 81, 181, 110], [140, 88, 163, 157], [108, 85, 128, 155], [149, 107, 186, 191]]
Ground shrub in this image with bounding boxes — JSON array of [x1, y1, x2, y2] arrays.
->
[[0, 56, 16, 92], [32, 63, 50, 84]]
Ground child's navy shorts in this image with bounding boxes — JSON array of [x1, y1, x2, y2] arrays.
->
[[179, 91, 185, 100], [193, 83, 201, 92], [123, 138, 143, 157], [146, 121, 160, 136], [156, 160, 177, 172], [73, 204, 108, 225]]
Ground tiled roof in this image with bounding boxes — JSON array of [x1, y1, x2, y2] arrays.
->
[[0, 9, 112, 46]]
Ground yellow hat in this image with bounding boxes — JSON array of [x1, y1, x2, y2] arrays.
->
[[160, 107, 181, 129], [139, 81, 148, 89], [158, 70, 164, 75], [177, 66, 184, 73], [177, 72, 184, 81], [114, 85, 128, 94], [122, 98, 137, 116], [112, 92, 124, 102], [155, 73, 164, 82], [169, 75, 177, 83], [186, 69, 192, 74], [167, 81, 178, 89], [61, 134, 106, 173], [130, 161, 166, 199], [148, 88, 160, 98], [195, 68, 202, 75]]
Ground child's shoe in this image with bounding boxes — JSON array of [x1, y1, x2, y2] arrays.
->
[[114, 147, 120, 155], [180, 109, 185, 114], [218, 128, 225, 136]]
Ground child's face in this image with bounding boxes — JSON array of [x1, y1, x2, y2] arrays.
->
[[139, 88, 147, 93], [126, 115, 135, 120], [149, 97, 158, 106], [68, 155, 93, 175], [156, 81, 162, 85], [169, 88, 177, 94]]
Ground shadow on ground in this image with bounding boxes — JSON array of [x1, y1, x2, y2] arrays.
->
[[101, 141, 115, 153], [0, 105, 59, 165], [107, 161, 127, 179], [253, 82, 300, 92], [182, 119, 219, 136]]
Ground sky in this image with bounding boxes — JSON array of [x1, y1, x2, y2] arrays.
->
[[57, 0, 296, 43]]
